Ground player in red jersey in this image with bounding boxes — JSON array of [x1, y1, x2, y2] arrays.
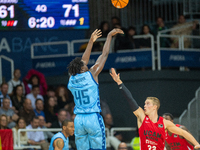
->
[[163, 113, 194, 150], [110, 68, 200, 150]]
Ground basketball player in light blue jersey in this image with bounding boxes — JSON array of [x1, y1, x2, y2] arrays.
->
[[49, 119, 74, 150], [68, 28, 124, 150]]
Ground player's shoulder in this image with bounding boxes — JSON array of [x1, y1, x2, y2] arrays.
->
[[53, 138, 64, 147]]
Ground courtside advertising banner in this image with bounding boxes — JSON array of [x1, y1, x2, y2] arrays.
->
[[160, 50, 200, 67], [32, 51, 152, 76]]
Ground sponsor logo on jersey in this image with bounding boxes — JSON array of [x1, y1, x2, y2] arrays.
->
[[169, 142, 181, 147], [174, 134, 178, 138], [144, 130, 162, 141], [158, 124, 163, 128]]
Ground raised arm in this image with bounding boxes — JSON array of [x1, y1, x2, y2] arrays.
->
[[110, 68, 145, 124], [165, 120, 200, 149], [81, 29, 102, 65], [90, 29, 124, 79], [179, 125, 194, 146]]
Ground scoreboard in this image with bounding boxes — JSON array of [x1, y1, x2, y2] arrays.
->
[[0, 0, 90, 30]]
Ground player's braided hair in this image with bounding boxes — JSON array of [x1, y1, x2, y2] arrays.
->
[[68, 57, 84, 76]]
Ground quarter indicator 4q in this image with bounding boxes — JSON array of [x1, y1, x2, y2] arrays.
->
[[0, 0, 90, 30]]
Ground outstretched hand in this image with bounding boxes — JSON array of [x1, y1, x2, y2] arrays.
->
[[194, 145, 200, 149], [110, 68, 122, 85], [90, 29, 102, 42], [108, 28, 124, 37]]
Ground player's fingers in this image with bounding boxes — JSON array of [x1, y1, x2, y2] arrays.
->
[[97, 31, 102, 35], [93, 29, 98, 34], [110, 73, 114, 78], [112, 70, 116, 75], [96, 29, 101, 33], [118, 29, 124, 34], [117, 73, 120, 78], [194, 145, 200, 149], [111, 68, 115, 73], [97, 35, 102, 38], [95, 30, 101, 35]]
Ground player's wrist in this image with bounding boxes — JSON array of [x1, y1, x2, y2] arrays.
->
[[89, 38, 94, 43], [117, 80, 123, 85]]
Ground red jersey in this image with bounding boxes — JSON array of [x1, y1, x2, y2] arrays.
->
[[139, 116, 165, 150], [165, 124, 194, 150]]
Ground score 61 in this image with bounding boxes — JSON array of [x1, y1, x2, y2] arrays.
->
[[62, 4, 79, 17]]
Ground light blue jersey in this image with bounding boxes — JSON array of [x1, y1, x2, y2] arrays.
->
[[68, 71, 101, 114], [49, 132, 69, 150]]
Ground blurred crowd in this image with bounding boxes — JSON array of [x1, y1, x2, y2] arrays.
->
[[0, 69, 75, 150], [79, 15, 199, 53], [0, 69, 131, 150]]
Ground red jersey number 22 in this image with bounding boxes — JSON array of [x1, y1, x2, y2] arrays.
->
[[148, 145, 156, 150]]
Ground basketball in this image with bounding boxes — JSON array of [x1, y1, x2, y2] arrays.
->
[[111, 0, 129, 9]]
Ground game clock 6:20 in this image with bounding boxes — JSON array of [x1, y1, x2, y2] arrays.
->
[[0, 0, 90, 30]]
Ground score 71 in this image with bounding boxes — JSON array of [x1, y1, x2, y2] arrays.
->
[[62, 4, 79, 17]]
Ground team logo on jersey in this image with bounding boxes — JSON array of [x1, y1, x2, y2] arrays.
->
[[174, 134, 178, 138], [158, 124, 163, 128]]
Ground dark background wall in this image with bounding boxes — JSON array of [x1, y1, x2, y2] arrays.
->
[[47, 69, 200, 129]]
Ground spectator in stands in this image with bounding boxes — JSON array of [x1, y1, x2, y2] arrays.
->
[[71, 114, 76, 122], [104, 113, 123, 141], [104, 113, 113, 129], [117, 142, 128, 150], [7, 69, 25, 95], [0, 98, 19, 128], [65, 102, 75, 117], [38, 116, 54, 142], [100, 99, 112, 118], [34, 99, 45, 118], [56, 85, 73, 110], [0, 114, 9, 129], [18, 98, 35, 125], [126, 26, 139, 49], [114, 24, 130, 52], [12, 117, 28, 146], [130, 127, 140, 150], [10, 85, 25, 113], [99, 21, 111, 37], [111, 16, 121, 29], [170, 15, 198, 48], [43, 86, 56, 106], [0, 83, 12, 107], [26, 116, 46, 150], [23, 69, 48, 95], [192, 22, 200, 48], [84, 21, 111, 52], [138, 25, 152, 48], [51, 109, 68, 128], [153, 17, 170, 47], [26, 85, 44, 109], [44, 97, 58, 125]]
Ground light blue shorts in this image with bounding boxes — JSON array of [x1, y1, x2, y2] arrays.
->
[[74, 113, 106, 150]]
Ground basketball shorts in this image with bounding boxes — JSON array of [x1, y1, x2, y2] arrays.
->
[[74, 113, 106, 150]]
